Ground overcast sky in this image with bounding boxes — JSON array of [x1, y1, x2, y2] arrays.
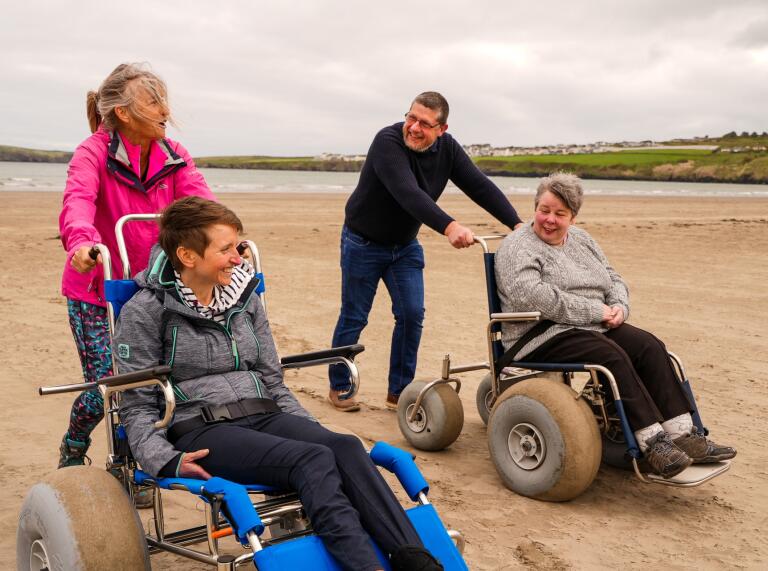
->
[[2, 1, 767, 156]]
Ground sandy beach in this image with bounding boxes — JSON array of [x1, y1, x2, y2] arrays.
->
[[1, 190, 766, 570]]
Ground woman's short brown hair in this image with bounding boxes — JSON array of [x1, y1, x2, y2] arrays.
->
[[159, 197, 243, 269]]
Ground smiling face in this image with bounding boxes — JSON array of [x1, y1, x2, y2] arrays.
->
[[532, 190, 575, 245], [187, 224, 242, 290], [402, 102, 447, 152]]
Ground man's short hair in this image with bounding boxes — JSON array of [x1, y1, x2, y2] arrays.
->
[[159, 196, 243, 269], [413, 91, 449, 124]]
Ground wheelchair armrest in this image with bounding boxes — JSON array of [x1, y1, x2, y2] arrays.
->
[[99, 365, 173, 388], [280, 344, 365, 366], [39, 365, 173, 396], [490, 311, 541, 322]]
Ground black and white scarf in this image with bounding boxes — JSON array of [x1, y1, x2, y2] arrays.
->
[[175, 260, 256, 324]]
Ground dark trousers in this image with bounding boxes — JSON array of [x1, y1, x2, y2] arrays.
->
[[174, 412, 421, 571], [329, 225, 425, 396], [526, 323, 693, 429]]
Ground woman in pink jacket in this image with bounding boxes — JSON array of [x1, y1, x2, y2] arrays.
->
[[58, 63, 215, 469]]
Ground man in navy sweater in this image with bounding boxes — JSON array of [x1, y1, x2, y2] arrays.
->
[[328, 92, 523, 411]]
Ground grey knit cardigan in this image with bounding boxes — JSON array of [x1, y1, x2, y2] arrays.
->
[[494, 223, 630, 360]]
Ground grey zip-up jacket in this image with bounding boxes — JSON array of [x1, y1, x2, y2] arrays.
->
[[115, 246, 312, 477]]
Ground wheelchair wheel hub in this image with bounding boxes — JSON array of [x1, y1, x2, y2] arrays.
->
[[508, 422, 546, 470], [29, 539, 51, 571], [405, 403, 427, 433]]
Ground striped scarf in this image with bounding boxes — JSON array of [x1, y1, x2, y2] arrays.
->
[[175, 260, 256, 324]]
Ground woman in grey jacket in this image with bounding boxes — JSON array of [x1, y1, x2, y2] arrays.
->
[[495, 173, 735, 479], [115, 197, 442, 571]]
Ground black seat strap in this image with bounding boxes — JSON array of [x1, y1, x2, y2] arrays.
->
[[494, 320, 555, 376], [168, 398, 280, 442]]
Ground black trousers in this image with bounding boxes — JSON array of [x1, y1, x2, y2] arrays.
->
[[526, 323, 693, 429], [174, 412, 421, 571]]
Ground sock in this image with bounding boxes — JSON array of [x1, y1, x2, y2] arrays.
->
[[634, 422, 664, 452], [662, 413, 693, 439]]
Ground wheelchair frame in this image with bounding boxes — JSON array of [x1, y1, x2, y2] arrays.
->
[[33, 214, 466, 570], [398, 234, 730, 496]]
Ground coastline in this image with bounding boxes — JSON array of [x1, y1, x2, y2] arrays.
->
[[1, 191, 766, 569]]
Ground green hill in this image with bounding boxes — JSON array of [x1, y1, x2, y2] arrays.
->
[[3, 134, 768, 183], [0, 145, 72, 163], [474, 147, 768, 184]]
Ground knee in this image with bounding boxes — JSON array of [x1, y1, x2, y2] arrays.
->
[[328, 433, 366, 457], [393, 303, 424, 326], [632, 328, 669, 360]]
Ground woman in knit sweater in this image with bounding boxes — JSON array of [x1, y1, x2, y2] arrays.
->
[[494, 173, 735, 478]]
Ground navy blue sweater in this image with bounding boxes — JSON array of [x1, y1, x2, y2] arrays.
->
[[344, 122, 522, 245]]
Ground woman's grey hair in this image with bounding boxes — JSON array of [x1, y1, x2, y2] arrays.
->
[[535, 172, 584, 216], [86, 63, 172, 133]]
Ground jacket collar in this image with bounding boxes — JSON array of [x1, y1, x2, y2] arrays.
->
[[106, 131, 187, 193], [145, 249, 260, 320]]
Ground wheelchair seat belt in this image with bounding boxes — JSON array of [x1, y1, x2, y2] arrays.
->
[[494, 320, 555, 376], [168, 397, 281, 442]]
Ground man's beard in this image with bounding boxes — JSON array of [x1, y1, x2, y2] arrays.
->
[[402, 127, 431, 153]]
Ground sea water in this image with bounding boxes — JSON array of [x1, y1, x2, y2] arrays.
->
[[2, 161, 767, 197]]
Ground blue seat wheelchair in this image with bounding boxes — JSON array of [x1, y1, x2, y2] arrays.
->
[[17, 214, 467, 570], [395, 235, 731, 502]]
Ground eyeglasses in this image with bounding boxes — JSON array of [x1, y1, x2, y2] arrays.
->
[[404, 112, 441, 130]]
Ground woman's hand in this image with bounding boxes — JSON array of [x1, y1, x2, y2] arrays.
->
[[603, 305, 625, 329], [70, 245, 100, 273], [178, 449, 212, 479]]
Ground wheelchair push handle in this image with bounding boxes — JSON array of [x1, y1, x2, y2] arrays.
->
[[473, 234, 506, 254]]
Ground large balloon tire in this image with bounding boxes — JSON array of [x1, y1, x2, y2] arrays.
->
[[475, 373, 493, 426], [397, 381, 464, 451], [17, 466, 150, 571], [488, 378, 602, 501]]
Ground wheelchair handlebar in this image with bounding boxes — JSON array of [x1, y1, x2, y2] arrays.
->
[[473, 235, 506, 254]]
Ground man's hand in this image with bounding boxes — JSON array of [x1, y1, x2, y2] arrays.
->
[[444, 221, 474, 249], [70, 245, 100, 273], [602, 305, 625, 329], [177, 449, 212, 479]]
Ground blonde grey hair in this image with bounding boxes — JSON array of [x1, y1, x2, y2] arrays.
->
[[86, 63, 172, 133], [535, 172, 584, 216]]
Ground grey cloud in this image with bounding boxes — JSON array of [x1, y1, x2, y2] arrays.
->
[[1, 0, 767, 155]]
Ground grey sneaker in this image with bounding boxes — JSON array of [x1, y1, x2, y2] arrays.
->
[[644, 432, 692, 478], [673, 427, 736, 463]]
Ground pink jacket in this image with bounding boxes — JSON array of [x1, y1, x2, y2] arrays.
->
[[59, 128, 215, 306]]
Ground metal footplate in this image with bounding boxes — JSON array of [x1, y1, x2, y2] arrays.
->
[[633, 459, 731, 487]]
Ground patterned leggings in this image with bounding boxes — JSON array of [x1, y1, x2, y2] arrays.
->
[[65, 299, 113, 443]]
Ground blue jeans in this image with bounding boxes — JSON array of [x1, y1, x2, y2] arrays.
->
[[329, 226, 425, 396]]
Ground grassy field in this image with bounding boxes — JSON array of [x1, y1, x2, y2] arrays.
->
[[194, 155, 363, 172], [474, 147, 768, 183]]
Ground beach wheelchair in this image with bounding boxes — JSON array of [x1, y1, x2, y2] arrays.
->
[[17, 214, 467, 570], [396, 235, 731, 501]]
